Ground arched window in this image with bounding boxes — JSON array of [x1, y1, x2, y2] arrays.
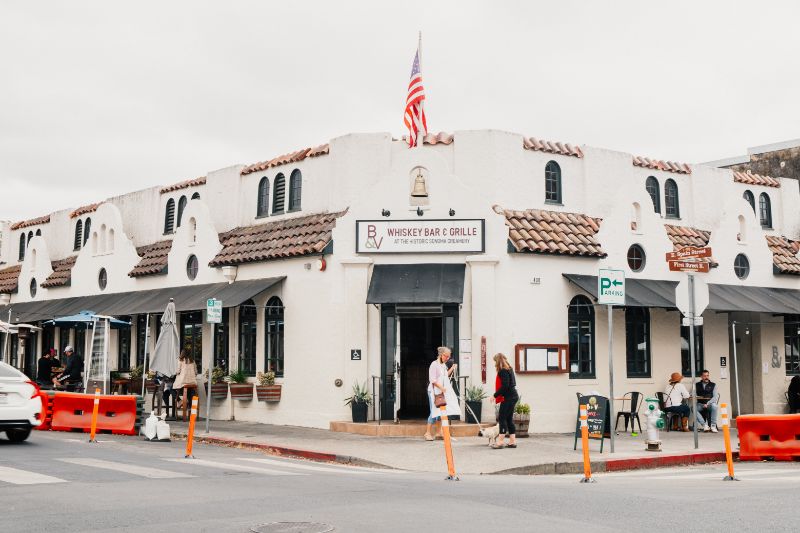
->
[[35, 229, 41, 237], [759, 193, 772, 228], [257, 177, 269, 217], [238, 299, 257, 376], [545, 161, 562, 204], [27, 231, 33, 246], [625, 307, 651, 377], [645, 176, 661, 214], [73, 220, 83, 251], [743, 190, 755, 213], [108, 228, 115, 252], [568, 295, 595, 378], [164, 199, 175, 234], [265, 297, 285, 377], [665, 179, 680, 218], [18, 233, 25, 261], [83, 218, 91, 246], [272, 173, 286, 214], [288, 170, 302, 212], [191, 192, 200, 200], [177, 195, 188, 227]]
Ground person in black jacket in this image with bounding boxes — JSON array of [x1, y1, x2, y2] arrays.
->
[[492, 352, 519, 449], [53, 346, 83, 392], [36, 350, 58, 386], [788, 375, 800, 414]]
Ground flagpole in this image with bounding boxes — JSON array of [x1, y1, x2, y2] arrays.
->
[[417, 30, 425, 148]]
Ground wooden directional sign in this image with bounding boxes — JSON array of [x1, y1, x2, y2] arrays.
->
[[665, 246, 712, 261], [668, 260, 710, 273]]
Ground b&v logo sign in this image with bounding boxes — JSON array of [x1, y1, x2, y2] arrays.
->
[[356, 219, 485, 254], [364, 224, 383, 250]]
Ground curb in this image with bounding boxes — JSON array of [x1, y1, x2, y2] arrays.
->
[[490, 451, 739, 476], [171, 432, 396, 470]]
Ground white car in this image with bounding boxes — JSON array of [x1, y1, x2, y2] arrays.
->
[[0, 362, 43, 442]]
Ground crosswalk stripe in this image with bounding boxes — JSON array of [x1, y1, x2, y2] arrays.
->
[[163, 458, 305, 476], [58, 458, 193, 479], [237, 457, 377, 474], [0, 466, 67, 485]]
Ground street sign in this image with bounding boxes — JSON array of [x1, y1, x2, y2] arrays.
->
[[598, 268, 625, 305], [675, 277, 709, 317], [206, 298, 222, 323], [668, 260, 710, 273], [665, 247, 712, 261]]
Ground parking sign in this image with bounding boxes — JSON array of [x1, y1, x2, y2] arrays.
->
[[206, 298, 222, 323], [597, 269, 625, 305]]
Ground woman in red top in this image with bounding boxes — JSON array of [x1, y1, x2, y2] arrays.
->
[[492, 353, 518, 449]]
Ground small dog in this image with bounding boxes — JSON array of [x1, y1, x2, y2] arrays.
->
[[479, 424, 501, 446]]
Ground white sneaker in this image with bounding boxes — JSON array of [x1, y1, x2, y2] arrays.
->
[[703, 424, 710, 432], [710, 425, 718, 433]]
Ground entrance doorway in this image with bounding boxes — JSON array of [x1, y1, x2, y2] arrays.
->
[[398, 317, 442, 419]]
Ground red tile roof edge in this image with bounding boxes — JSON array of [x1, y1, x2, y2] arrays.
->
[[69, 202, 102, 218], [633, 156, 692, 174], [160, 176, 207, 194], [732, 170, 781, 188], [10, 215, 51, 230], [40, 256, 78, 288], [0, 264, 22, 294], [523, 137, 583, 158], [241, 144, 330, 176]]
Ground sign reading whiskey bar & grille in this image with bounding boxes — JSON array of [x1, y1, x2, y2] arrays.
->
[[356, 219, 485, 253]]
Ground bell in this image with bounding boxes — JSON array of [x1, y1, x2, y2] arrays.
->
[[411, 170, 428, 197]]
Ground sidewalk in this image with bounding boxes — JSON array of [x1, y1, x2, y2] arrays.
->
[[169, 419, 738, 475]]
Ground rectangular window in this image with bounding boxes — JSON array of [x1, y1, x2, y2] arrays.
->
[[569, 319, 595, 378], [239, 312, 257, 376], [118, 317, 131, 370], [680, 318, 704, 377], [625, 308, 651, 378], [180, 311, 203, 373], [214, 308, 229, 372], [136, 315, 148, 368], [74, 328, 86, 361], [58, 328, 70, 365], [785, 315, 800, 376]]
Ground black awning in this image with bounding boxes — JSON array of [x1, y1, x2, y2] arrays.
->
[[708, 284, 800, 314], [366, 264, 466, 304], [0, 277, 284, 322], [563, 274, 678, 308]]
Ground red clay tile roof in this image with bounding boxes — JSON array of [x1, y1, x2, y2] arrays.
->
[[664, 224, 711, 250], [241, 144, 329, 176], [733, 170, 781, 188], [399, 131, 455, 146], [160, 176, 207, 194], [523, 137, 583, 158], [766, 235, 800, 275], [10, 215, 50, 231], [69, 203, 102, 218], [128, 240, 173, 277], [40, 256, 78, 288], [209, 210, 347, 267], [633, 156, 691, 174], [0, 264, 21, 294], [494, 205, 606, 257]]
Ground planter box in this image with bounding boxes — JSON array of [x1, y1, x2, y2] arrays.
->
[[351, 402, 368, 423], [514, 413, 530, 438], [144, 380, 157, 394], [210, 382, 229, 400], [466, 400, 482, 424], [229, 383, 254, 401], [256, 384, 281, 402]]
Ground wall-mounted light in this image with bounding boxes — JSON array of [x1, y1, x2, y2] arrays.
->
[[416, 207, 424, 217], [0, 293, 10, 306], [381, 209, 391, 217], [316, 257, 327, 272], [449, 208, 456, 217], [222, 265, 238, 284]]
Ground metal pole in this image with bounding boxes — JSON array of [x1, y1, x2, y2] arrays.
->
[[731, 321, 741, 418], [141, 314, 150, 397], [607, 304, 615, 453], [688, 274, 699, 449], [2, 309, 10, 364], [205, 320, 214, 433]]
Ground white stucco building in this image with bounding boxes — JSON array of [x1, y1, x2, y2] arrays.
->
[[1, 129, 799, 432]]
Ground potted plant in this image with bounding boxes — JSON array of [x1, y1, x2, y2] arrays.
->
[[209, 366, 229, 400], [228, 369, 253, 400], [514, 401, 531, 438], [256, 371, 281, 402], [465, 384, 488, 424], [344, 382, 371, 423]]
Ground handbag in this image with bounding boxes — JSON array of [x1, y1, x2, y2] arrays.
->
[[434, 392, 447, 408]]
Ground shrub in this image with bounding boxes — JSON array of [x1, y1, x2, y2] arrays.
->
[[228, 369, 248, 384], [465, 384, 488, 402], [256, 371, 276, 386], [344, 382, 372, 406]]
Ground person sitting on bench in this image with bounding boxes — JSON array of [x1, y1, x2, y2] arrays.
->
[[52, 346, 83, 392], [664, 372, 691, 432], [695, 369, 719, 432]]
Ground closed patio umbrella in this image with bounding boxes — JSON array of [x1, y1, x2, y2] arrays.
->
[[150, 299, 180, 378]]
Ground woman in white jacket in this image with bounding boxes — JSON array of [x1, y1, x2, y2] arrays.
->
[[173, 348, 197, 407], [423, 346, 459, 441]]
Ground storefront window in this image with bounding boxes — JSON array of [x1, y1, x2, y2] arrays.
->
[[58, 328, 70, 364], [239, 300, 257, 376], [680, 316, 704, 377], [74, 328, 86, 360], [625, 307, 650, 377], [785, 315, 800, 376], [118, 316, 132, 370], [265, 297, 284, 377], [568, 296, 595, 379], [181, 311, 203, 372], [136, 315, 148, 367], [213, 308, 229, 371]]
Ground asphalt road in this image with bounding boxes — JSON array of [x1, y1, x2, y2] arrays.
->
[[1, 430, 798, 533]]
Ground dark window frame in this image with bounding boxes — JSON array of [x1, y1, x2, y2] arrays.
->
[[177, 195, 188, 227], [135, 315, 148, 367], [288, 170, 302, 212], [191, 192, 200, 200], [118, 316, 132, 371], [265, 296, 285, 377], [238, 299, 257, 376], [164, 199, 175, 234], [83, 218, 92, 246], [186, 254, 198, 281], [257, 177, 270, 217], [18, 233, 25, 261], [759, 193, 772, 228], [645, 176, 661, 214], [625, 307, 651, 378], [743, 190, 755, 213], [180, 310, 203, 373], [98, 268, 107, 290], [272, 174, 286, 215], [627, 244, 646, 272], [29, 278, 37, 298], [545, 160, 562, 204], [665, 179, 680, 218], [568, 295, 595, 379], [734, 253, 749, 280], [214, 308, 229, 371], [680, 316, 704, 377], [74, 220, 83, 251], [785, 315, 800, 376]]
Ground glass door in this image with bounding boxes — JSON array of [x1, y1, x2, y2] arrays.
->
[[180, 311, 203, 372]]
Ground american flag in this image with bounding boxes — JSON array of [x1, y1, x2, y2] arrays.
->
[[404, 47, 427, 148]]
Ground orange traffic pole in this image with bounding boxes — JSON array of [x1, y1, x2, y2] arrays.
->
[[89, 388, 100, 443], [720, 403, 738, 481], [579, 404, 595, 483], [185, 396, 199, 458], [439, 405, 459, 481]]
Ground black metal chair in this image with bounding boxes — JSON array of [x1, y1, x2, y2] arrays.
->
[[656, 392, 682, 432], [615, 391, 643, 433]]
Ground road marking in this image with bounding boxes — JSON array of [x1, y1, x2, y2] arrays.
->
[[163, 458, 305, 476], [236, 457, 384, 475], [58, 458, 193, 479], [0, 466, 67, 485]]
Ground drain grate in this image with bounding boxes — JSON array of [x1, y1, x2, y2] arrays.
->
[[251, 523, 335, 533]]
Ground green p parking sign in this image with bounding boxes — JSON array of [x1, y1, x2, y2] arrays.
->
[[598, 269, 625, 305]]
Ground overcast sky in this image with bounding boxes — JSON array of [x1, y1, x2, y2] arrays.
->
[[2, 1, 799, 221]]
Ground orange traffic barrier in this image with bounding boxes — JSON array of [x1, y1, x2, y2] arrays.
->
[[185, 396, 199, 458], [50, 392, 139, 436], [439, 405, 458, 480], [720, 403, 738, 480], [89, 388, 100, 442], [737, 413, 800, 462], [33, 391, 53, 431], [579, 404, 595, 483]]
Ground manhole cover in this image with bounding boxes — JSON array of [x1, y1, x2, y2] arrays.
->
[[251, 523, 335, 533]]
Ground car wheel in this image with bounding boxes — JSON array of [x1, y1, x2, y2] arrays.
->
[[6, 428, 32, 443]]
